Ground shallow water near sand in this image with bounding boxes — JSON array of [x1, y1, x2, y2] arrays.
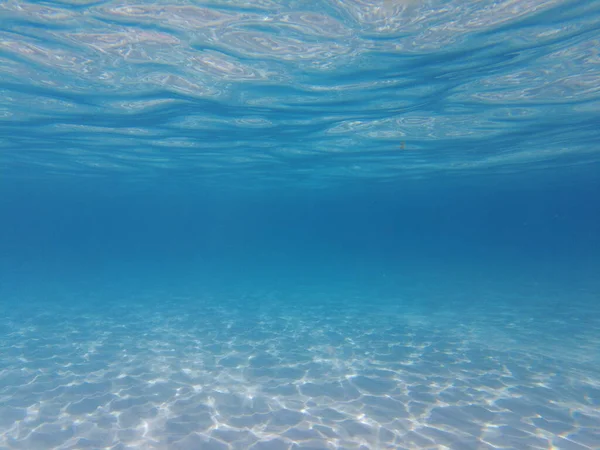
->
[[1, 1, 600, 449]]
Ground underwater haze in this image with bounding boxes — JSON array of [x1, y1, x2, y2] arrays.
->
[[1, 0, 600, 449]]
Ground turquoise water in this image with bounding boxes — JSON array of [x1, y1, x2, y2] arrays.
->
[[1, 1, 600, 449]]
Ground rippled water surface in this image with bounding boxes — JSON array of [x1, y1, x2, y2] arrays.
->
[[1, 0, 600, 185]]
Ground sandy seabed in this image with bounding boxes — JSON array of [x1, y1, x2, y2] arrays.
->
[[1, 288, 599, 450]]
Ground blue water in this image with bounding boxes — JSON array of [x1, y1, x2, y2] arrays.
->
[[1, 1, 600, 449]]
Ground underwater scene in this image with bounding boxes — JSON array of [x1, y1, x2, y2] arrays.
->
[[1, 0, 599, 449]]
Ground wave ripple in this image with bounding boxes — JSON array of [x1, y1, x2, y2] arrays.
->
[[1, 0, 600, 186]]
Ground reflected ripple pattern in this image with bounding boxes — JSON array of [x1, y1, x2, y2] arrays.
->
[[1, 0, 600, 186]]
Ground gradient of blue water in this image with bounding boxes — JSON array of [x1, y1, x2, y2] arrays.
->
[[1, 1, 600, 449]]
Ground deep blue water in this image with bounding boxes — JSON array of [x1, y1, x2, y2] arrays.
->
[[1, 1, 600, 449]]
